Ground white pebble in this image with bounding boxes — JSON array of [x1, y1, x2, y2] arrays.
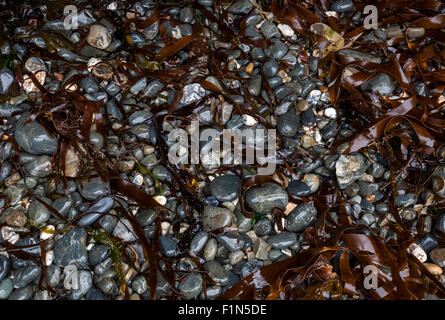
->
[[45, 250, 54, 266], [324, 107, 337, 119], [242, 114, 257, 126], [277, 24, 295, 37], [154, 195, 166, 205]]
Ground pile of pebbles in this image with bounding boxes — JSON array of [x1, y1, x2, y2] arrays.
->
[[0, 0, 444, 300]]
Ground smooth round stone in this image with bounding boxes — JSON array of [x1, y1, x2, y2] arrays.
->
[[369, 162, 385, 178], [5, 209, 27, 227], [14, 265, 41, 288], [203, 261, 230, 286], [0, 278, 13, 299], [268, 249, 283, 261], [190, 231, 209, 254], [97, 278, 118, 296], [203, 238, 218, 261], [277, 110, 300, 137], [14, 112, 57, 155], [209, 175, 241, 202], [266, 232, 297, 249], [28, 198, 52, 224], [77, 177, 111, 201], [179, 272, 203, 298], [358, 181, 379, 196], [6, 185, 26, 205], [142, 79, 164, 97], [345, 182, 360, 197], [0, 256, 11, 282], [98, 214, 118, 234], [300, 109, 315, 126], [201, 206, 232, 232], [253, 219, 272, 236], [54, 227, 88, 267], [179, 7, 194, 23], [261, 21, 280, 39], [246, 183, 288, 214], [286, 203, 317, 232], [45, 265, 61, 288], [199, 285, 221, 300], [8, 286, 33, 300], [85, 287, 107, 300], [269, 40, 288, 59], [159, 235, 177, 257], [217, 234, 245, 252], [274, 83, 301, 100], [430, 248, 445, 268], [247, 75, 261, 96], [136, 209, 156, 227], [87, 24, 112, 50], [417, 235, 438, 254], [262, 60, 279, 78], [112, 218, 136, 242], [287, 180, 311, 196], [361, 73, 395, 96], [360, 198, 375, 213], [88, 245, 110, 267], [77, 196, 114, 226]]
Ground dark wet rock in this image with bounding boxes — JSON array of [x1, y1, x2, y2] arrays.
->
[[361, 73, 395, 96], [190, 231, 209, 254], [203, 260, 230, 285], [217, 234, 246, 252], [286, 203, 317, 232], [300, 108, 315, 126], [266, 232, 297, 249], [159, 235, 177, 257], [45, 265, 61, 288], [77, 177, 111, 201], [136, 209, 156, 227], [8, 286, 33, 300], [77, 196, 114, 226], [13, 265, 41, 288], [112, 218, 136, 241], [287, 180, 311, 196], [14, 112, 58, 155], [201, 206, 233, 232], [88, 245, 110, 266], [178, 272, 203, 298], [246, 183, 288, 214], [253, 219, 272, 236], [209, 175, 241, 202], [262, 60, 279, 78], [54, 228, 88, 267], [261, 21, 280, 39], [417, 235, 439, 254], [277, 110, 300, 137]]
